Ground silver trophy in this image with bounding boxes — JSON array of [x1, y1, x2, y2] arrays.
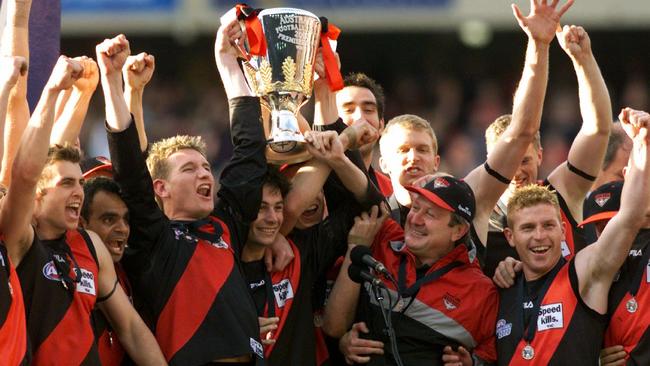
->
[[239, 8, 321, 164]]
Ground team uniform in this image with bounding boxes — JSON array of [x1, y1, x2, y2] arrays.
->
[[93, 263, 131, 366], [605, 229, 650, 364], [482, 180, 587, 277], [107, 97, 266, 365], [496, 259, 606, 365], [17, 229, 101, 365], [355, 219, 498, 365], [0, 244, 27, 365]]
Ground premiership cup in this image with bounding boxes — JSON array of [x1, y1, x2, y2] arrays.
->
[[239, 8, 321, 165]]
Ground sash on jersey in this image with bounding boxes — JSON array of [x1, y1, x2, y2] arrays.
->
[[156, 217, 233, 361], [262, 240, 301, 358]]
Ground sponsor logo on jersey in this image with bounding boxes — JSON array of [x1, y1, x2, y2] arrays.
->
[[42, 261, 62, 281], [0, 251, 5, 268], [630, 249, 643, 257], [595, 193, 611, 207], [496, 319, 512, 339], [537, 303, 563, 331], [76, 268, 96, 296], [523, 301, 534, 309], [443, 293, 460, 310], [273, 279, 294, 308], [646, 260, 650, 283], [249, 279, 265, 290], [250, 338, 264, 358]]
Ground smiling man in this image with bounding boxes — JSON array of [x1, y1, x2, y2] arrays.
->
[[80, 176, 132, 366], [495, 108, 650, 365]]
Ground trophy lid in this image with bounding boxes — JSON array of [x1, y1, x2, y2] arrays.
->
[[258, 7, 320, 21]]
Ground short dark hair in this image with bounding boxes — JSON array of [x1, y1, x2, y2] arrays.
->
[[603, 124, 629, 170], [81, 177, 124, 220], [263, 165, 291, 198], [344, 73, 385, 120]]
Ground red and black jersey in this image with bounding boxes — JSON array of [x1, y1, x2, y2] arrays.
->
[[355, 219, 498, 365], [93, 262, 131, 366], [496, 259, 607, 365], [605, 229, 650, 364], [0, 244, 27, 365], [17, 229, 100, 365], [370, 168, 393, 198], [481, 180, 587, 277], [108, 98, 266, 365]]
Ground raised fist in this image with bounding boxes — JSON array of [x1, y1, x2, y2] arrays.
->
[[71, 56, 99, 93], [123, 52, 155, 91], [46, 56, 83, 92], [0, 55, 27, 90], [557, 25, 592, 61], [96, 34, 131, 77]]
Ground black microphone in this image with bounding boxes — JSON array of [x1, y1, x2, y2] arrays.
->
[[348, 264, 385, 288], [350, 246, 390, 277]]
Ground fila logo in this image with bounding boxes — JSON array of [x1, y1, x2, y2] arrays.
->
[[594, 193, 611, 207], [0, 251, 5, 268], [273, 279, 294, 308], [646, 260, 650, 283], [443, 293, 460, 310], [523, 301, 534, 309], [630, 249, 643, 257], [433, 178, 450, 189], [537, 303, 564, 331]]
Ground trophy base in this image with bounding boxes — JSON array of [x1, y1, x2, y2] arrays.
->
[[265, 143, 311, 165]]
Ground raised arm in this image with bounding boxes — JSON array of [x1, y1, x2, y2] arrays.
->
[[0, 56, 27, 173], [575, 108, 650, 314], [0, 0, 32, 186], [548, 25, 612, 220], [0, 56, 81, 265], [465, 0, 573, 245], [322, 207, 387, 338], [50, 56, 99, 147], [97, 35, 131, 133], [123, 52, 155, 152]]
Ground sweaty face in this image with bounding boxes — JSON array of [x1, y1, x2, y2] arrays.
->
[[336, 86, 383, 155], [505, 203, 565, 281], [295, 190, 325, 230], [84, 191, 130, 262], [160, 149, 214, 220], [248, 185, 284, 248], [511, 143, 542, 191], [36, 161, 85, 237], [380, 126, 440, 188], [404, 194, 459, 263]]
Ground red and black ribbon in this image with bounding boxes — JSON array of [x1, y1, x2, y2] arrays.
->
[[319, 17, 344, 91], [236, 4, 267, 57]]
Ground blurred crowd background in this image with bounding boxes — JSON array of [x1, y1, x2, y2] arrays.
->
[[49, 0, 650, 179]]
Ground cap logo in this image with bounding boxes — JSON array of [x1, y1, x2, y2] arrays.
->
[[595, 193, 611, 207], [433, 177, 450, 189], [458, 205, 471, 217]]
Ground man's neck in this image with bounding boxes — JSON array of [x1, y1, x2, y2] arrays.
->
[[522, 257, 561, 282], [413, 243, 455, 267], [35, 223, 66, 241], [242, 242, 266, 263], [394, 185, 412, 207]]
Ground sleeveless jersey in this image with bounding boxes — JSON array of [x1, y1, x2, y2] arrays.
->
[[496, 260, 606, 365], [17, 229, 100, 365], [0, 244, 27, 365]]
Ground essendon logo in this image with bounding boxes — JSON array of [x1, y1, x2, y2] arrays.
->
[[42, 261, 62, 281], [433, 178, 450, 189], [595, 193, 611, 207]]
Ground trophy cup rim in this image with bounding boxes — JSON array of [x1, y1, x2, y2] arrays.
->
[[258, 7, 320, 20]]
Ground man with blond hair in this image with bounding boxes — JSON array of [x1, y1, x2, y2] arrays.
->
[[99, 13, 269, 364], [495, 107, 650, 365]]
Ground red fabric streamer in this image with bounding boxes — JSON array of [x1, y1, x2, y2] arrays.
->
[[320, 23, 344, 91], [236, 4, 267, 57]]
